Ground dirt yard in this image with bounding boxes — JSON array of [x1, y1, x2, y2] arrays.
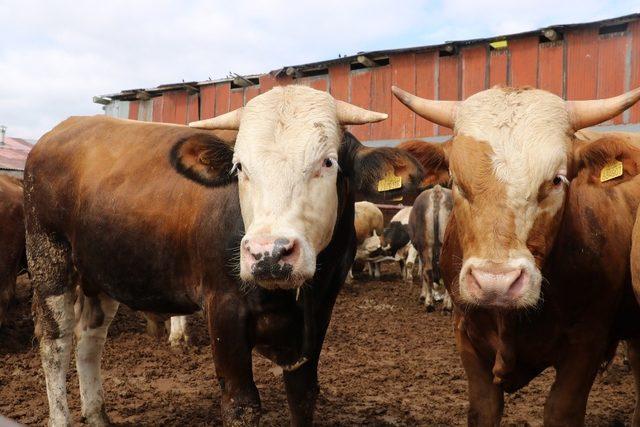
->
[[0, 270, 635, 426]]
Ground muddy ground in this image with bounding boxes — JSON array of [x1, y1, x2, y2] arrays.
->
[[0, 269, 635, 426]]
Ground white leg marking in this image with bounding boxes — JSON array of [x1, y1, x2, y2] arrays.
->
[[41, 292, 75, 427], [75, 294, 119, 426], [169, 315, 191, 347]]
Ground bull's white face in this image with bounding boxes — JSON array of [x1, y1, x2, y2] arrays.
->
[[450, 88, 572, 308], [234, 86, 342, 289]]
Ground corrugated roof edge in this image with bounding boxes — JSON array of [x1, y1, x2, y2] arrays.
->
[[98, 12, 640, 102]]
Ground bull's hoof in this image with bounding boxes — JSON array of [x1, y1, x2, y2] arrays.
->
[[81, 408, 111, 427], [222, 405, 261, 427]]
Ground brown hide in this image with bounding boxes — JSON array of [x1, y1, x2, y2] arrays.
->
[[25, 116, 238, 311], [0, 175, 24, 326]]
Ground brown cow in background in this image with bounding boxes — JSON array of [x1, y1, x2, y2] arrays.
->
[[0, 175, 25, 328], [352, 201, 384, 278], [394, 84, 640, 426]]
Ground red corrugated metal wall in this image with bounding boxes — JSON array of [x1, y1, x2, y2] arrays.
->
[[145, 18, 639, 139]]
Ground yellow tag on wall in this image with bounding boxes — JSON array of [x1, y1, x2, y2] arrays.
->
[[600, 160, 623, 182], [377, 172, 402, 192]]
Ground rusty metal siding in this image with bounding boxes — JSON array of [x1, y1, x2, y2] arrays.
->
[[415, 51, 437, 138], [186, 93, 199, 123], [391, 53, 416, 139], [538, 41, 564, 97], [370, 65, 393, 140], [119, 15, 640, 140], [199, 85, 216, 119], [597, 31, 630, 124], [244, 85, 260, 104], [128, 101, 140, 120], [349, 70, 372, 141], [152, 97, 163, 122], [437, 55, 460, 136], [489, 50, 508, 88], [214, 83, 231, 116], [329, 64, 349, 102], [566, 28, 599, 100], [510, 37, 538, 87], [631, 20, 640, 123], [229, 89, 244, 111], [462, 45, 487, 99]]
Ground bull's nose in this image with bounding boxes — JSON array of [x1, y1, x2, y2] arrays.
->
[[242, 236, 300, 279], [466, 264, 528, 301]]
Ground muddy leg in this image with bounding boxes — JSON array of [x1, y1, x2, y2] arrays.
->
[[169, 315, 191, 347], [75, 291, 119, 426], [405, 246, 418, 283], [421, 269, 435, 312], [373, 262, 381, 279], [283, 359, 319, 427], [207, 293, 260, 426], [458, 324, 504, 426], [28, 229, 75, 427], [627, 338, 640, 426]]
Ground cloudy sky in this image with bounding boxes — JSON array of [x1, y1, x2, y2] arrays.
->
[[1, 0, 638, 139]]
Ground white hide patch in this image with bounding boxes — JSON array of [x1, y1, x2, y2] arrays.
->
[[454, 88, 571, 241]]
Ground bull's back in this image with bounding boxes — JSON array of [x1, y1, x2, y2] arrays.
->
[[25, 116, 241, 312]]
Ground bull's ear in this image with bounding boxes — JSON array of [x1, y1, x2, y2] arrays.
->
[[397, 139, 451, 187], [339, 132, 425, 200], [170, 134, 236, 187], [571, 134, 640, 185]]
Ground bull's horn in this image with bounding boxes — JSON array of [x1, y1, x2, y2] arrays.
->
[[335, 100, 387, 125], [391, 86, 458, 129], [566, 87, 640, 130], [189, 107, 243, 130]]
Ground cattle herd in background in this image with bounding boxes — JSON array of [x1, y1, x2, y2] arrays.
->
[[1, 83, 640, 426]]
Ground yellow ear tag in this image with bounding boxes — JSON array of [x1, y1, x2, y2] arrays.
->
[[600, 160, 623, 183], [377, 172, 402, 192]]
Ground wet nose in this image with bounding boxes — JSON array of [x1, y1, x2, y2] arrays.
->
[[466, 263, 528, 301], [242, 236, 300, 279]]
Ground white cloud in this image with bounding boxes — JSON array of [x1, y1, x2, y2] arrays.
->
[[0, 0, 637, 138]]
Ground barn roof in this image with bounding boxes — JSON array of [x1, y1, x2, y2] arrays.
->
[[99, 12, 640, 102], [0, 137, 34, 172]]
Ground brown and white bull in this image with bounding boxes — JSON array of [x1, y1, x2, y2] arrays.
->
[[25, 85, 423, 426], [393, 84, 640, 425], [407, 184, 453, 311], [0, 175, 25, 328], [351, 201, 384, 279]]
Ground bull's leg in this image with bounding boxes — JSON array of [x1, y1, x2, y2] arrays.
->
[[283, 359, 319, 427], [421, 269, 435, 312], [442, 290, 453, 312], [365, 262, 373, 277], [543, 343, 603, 426], [74, 291, 119, 426], [168, 315, 191, 347], [458, 325, 504, 426], [405, 246, 418, 283], [373, 262, 380, 279], [28, 230, 75, 427], [207, 293, 260, 426], [626, 338, 640, 426]]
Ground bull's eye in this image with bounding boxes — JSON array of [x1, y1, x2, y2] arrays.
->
[[553, 175, 568, 186], [323, 158, 335, 168], [230, 162, 242, 175]]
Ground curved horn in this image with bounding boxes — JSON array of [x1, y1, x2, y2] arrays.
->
[[335, 100, 387, 125], [391, 86, 458, 129], [189, 107, 243, 130], [566, 87, 640, 130]]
